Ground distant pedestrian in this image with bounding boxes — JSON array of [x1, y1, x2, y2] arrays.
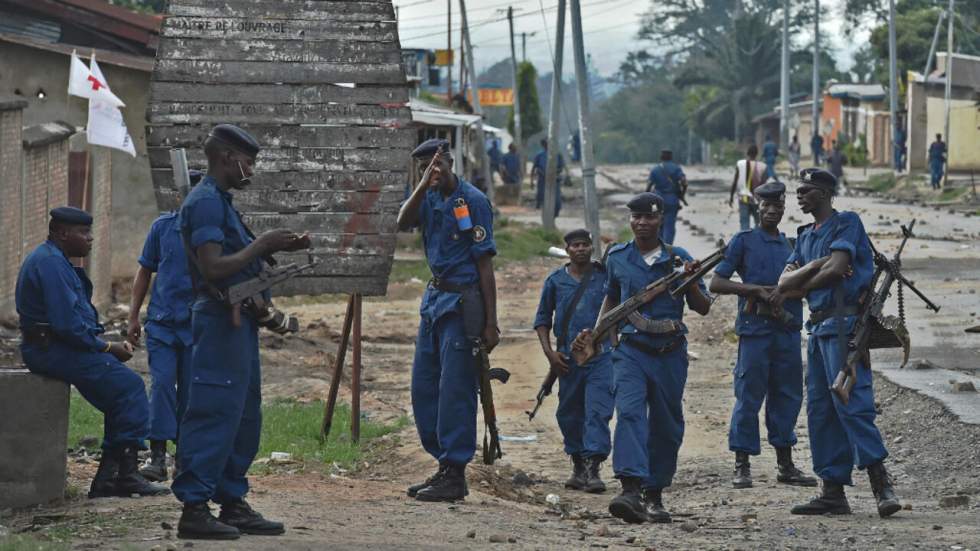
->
[[895, 128, 907, 173], [646, 149, 687, 244], [499, 143, 522, 205], [810, 133, 824, 165], [728, 144, 764, 231], [828, 141, 847, 195], [788, 135, 801, 177], [762, 134, 779, 181], [928, 133, 946, 189], [487, 139, 501, 184], [532, 139, 564, 217]]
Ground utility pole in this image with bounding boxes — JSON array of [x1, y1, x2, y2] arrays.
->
[[447, 0, 452, 100], [569, 0, 600, 253], [888, 0, 898, 174], [811, 0, 821, 158], [542, 0, 566, 231], [943, 0, 954, 188], [508, 6, 524, 187], [780, 0, 790, 151], [459, 0, 494, 203], [522, 32, 527, 62], [923, 9, 945, 80]]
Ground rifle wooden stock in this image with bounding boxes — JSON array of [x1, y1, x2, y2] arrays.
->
[[477, 343, 503, 465]]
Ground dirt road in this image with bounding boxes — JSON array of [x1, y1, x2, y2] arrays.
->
[[5, 166, 980, 550]]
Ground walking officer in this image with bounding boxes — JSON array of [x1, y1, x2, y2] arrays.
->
[[645, 149, 687, 244], [533, 229, 614, 494], [127, 170, 203, 482], [709, 181, 816, 490], [576, 192, 712, 524], [777, 168, 901, 518], [16, 207, 169, 499], [397, 138, 499, 502], [173, 125, 311, 539]]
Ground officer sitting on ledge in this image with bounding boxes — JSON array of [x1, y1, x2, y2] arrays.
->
[[16, 207, 170, 499]]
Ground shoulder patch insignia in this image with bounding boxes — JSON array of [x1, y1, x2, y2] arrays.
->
[[473, 225, 487, 243]]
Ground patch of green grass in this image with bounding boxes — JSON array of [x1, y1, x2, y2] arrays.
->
[[494, 223, 562, 263], [0, 536, 70, 551], [939, 186, 967, 201], [616, 224, 633, 243], [867, 173, 897, 193], [67, 393, 408, 472], [389, 259, 431, 283]]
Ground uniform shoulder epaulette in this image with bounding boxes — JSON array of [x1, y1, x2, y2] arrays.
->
[[606, 242, 629, 256]]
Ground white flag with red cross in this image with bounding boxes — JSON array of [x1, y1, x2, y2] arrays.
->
[[86, 55, 136, 157], [68, 51, 125, 108]]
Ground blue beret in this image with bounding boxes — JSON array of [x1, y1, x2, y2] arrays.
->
[[799, 168, 837, 192], [49, 206, 92, 226], [563, 229, 592, 245], [755, 180, 786, 201], [411, 138, 450, 159], [188, 169, 204, 186], [626, 192, 664, 214], [208, 124, 260, 157]]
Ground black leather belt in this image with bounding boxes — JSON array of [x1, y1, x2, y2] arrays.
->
[[809, 306, 860, 324], [21, 325, 52, 347], [429, 278, 478, 294], [622, 336, 684, 357]]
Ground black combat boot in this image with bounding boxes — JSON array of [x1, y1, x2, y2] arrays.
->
[[608, 477, 648, 524], [582, 456, 606, 494], [87, 449, 120, 498], [140, 440, 168, 482], [114, 446, 171, 497], [564, 454, 588, 491], [775, 447, 817, 487], [867, 462, 901, 518], [732, 451, 752, 489], [790, 480, 852, 515], [178, 502, 240, 540], [218, 499, 286, 535], [643, 488, 671, 523], [415, 463, 467, 502], [407, 463, 447, 498]]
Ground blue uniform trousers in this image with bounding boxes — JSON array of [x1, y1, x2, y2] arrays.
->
[[23, 344, 148, 450], [806, 334, 888, 485], [173, 304, 261, 504], [661, 205, 679, 245], [146, 330, 192, 442], [728, 332, 802, 455], [764, 160, 777, 181], [929, 160, 943, 188], [611, 338, 687, 490], [738, 202, 758, 231], [411, 312, 478, 466], [535, 179, 562, 217], [556, 353, 614, 459]]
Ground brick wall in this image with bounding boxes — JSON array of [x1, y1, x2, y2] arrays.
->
[[21, 123, 74, 256], [0, 98, 27, 314], [88, 147, 112, 309]]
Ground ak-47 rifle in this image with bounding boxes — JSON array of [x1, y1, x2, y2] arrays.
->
[[571, 245, 726, 365], [831, 219, 940, 403], [526, 369, 557, 421], [475, 341, 510, 464]]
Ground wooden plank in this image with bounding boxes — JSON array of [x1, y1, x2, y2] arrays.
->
[[273, 275, 389, 297], [149, 82, 409, 105], [158, 37, 401, 64], [150, 186, 402, 214], [146, 124, 415, 150], [244, 212, 396, 234], [169, 1, 395, 23], [146, 101, 410, 126], [161, 16, 397, 42], [150, 169, 407, 192], [272, 254, 392, 276], [152, 59, 404, 85], [147, 146, 408, 173]]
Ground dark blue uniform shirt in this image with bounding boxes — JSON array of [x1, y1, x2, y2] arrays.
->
[[647, 162, 685, 208], [604, 241, 707, 347], [139, 212, 194, 345], [179, 176, 264, 301], [16, 241, 108, 352], [501, 152, 521, 182], [787, 211, 874, 336], [533, 150, 564, 183], [417, 178, 496, 323], [928, 141, 946, 163], [714, 228, 803, 335], [763, 141, 778, 163], [533, 263, 608, 358]]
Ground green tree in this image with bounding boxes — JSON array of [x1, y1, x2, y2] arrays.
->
[[508, 62, 543, 141]]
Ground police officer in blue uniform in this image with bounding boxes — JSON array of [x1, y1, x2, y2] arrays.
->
[[577, 192, 712, 524], [928, 133, 946, 190], [397, 138, 499, 502], [173, 125, 311, 539], [646, 149, 687, 244], [709, 181, 817, 490], [16, 207, 169, 499], [762, 134, 779, 181], [532, 138, 564, 216], [777, 168, 901, 518], [533, 229, 614, 494], [126, 171, 203, 481]]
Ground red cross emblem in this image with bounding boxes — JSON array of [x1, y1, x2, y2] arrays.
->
[[87, 75, 105, 91]]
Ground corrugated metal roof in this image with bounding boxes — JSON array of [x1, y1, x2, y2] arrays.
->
[[0, 8, 61, 43], [0, 32, 153, 72]]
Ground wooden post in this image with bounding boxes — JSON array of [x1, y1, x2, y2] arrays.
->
[[351, 293, 363, 443], [320, 294, 355, 442]]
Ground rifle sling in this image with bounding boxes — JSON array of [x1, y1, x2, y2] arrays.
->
[[556, 264, 594, 349]]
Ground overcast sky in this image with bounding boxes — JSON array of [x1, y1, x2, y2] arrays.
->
[[394, 0, 869, 81]]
